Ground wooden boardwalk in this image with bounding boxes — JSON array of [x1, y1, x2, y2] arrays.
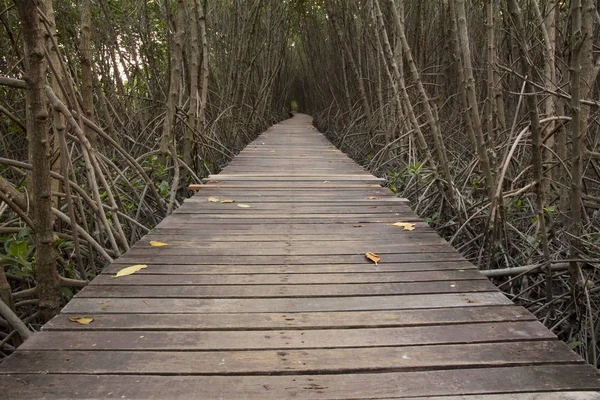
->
[[1, 113, 600, 398]]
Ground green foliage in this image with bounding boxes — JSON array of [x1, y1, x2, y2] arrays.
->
[[0, 228, 35, 277], [291, 100, 299, 112], [386, 162, 432, 194]]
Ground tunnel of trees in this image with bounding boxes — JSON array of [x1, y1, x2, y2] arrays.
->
[[0, 0, 599, 367]]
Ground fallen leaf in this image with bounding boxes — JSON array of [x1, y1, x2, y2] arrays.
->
[[365, 252, 381, 265], [353, 224, 362, 228], [323, 180, 330, 183], [220, 199, 235, 203], [208, 197, 220, 203], [367, 196, 379, 200], [208, 180, 220, 183], [392, 222, 416, 231], [149, 241, 168, 247], [237, 204, 251, 208], [69, 317, 94, 325], [113, 264, 148, 278]]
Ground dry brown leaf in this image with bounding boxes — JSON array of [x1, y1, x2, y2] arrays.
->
[[113, 264, 148, 278], [365, 252, 381, 265], [237, 204, 251, 208], [220, 199, 235, 203], [208, 197, 220, 203], [69, 316, 94, 325], [367, 196, 379, 200], [392, 222, 416, 231], [149, 241, 168, 247]]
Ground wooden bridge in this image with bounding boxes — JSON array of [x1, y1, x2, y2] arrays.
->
[[1, 114, 600, 398]]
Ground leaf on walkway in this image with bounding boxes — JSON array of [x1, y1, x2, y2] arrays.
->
[[113, 264, 148, 278], [208, 197, 220, 203], [237, 204, 251, 208], [365, 252, 381, 265], [220, 199, 235, 203], [367, 196, 379, 200], [323, 180, 330, 183], [208, 180, 220, 183], [69, 317, 94, 325], [149, 241, 168, 247], [392, 222, 416, 231]]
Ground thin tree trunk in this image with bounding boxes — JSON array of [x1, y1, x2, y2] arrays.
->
[[14, 0, 60, 322], [454, 0, 495, 200], [324, 1, 373, 130], [79, 0, 96, 147], [160, 0, 185, 156]]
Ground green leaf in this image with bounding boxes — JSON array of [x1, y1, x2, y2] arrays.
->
[[8, 241, 27, 258]]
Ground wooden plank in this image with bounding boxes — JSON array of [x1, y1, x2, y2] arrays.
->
[[61, 292, 513, 314], [111, 253, 466, 265], [78, 280, 496, 298], [43, 305, 535, 331], [2, 341, 581, 375], [101, 261, 477, 274], [1, 365, 599, 398], [19, 321, 554, 351], [92, 270, 487, 285]]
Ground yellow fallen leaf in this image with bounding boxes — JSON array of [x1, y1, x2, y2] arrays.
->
[[69, 317, 94, 325], [208, 180, 220, 183], [220, 199, 235, 203], [208, 197, 220, 203], [237, 204, 251, 208], [392, 222, 416, 231], [365, 252, 381, 265], [367, 196, 379, 200], [323, 180, 330, 183], [113, 264, 148, 278], [149, 241, 168, 247]]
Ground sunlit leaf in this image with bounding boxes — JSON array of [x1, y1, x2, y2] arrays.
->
[[237, 204, 251, 208], [392, 222, 416, 231], [149, 241, 168, 247], [365, 252, 381, 265], [220, 199, 235, 203], [208, 197, 220, 203], [69, 317, 94, 325], [367, 196, 379, 200], [113, 264, 148, 278]]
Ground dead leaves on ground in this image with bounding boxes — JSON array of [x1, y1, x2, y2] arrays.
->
[[113, 264, 148, 278], [237, 204, 251, 208], [365, 252, 381, 265], [220, 199, 235, 203], [149, 241, 168, 247], [69, 317, 94, 325], [208, 197, 220, 203], [392, 222, 416, 231]]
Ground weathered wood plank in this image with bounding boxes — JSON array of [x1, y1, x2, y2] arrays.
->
[[61, 292, 513, 314], [91, 270, 486, 285], [3, 341, 581, 375], [19, 321, 554, 351], [1, 365, 599, 398], [42, 306, 535, 331]]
